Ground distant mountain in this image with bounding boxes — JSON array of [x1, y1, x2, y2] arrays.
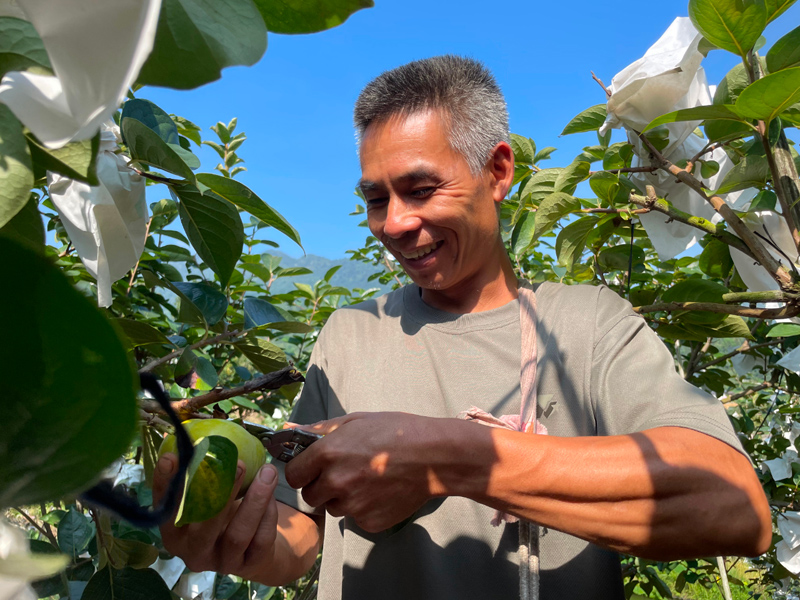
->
[[267, 251, 393, 296]]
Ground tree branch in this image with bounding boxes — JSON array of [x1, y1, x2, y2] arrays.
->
[[637, 133, 795, 289], [694, 339, 781, 373], [12, 507, 58, 547], [589, 166, 659, 175], [628, 192, 755, 259], [131, 167, 185, 186], [139, 409, 172, 433], [591, 71, 612, 98], [633, 301, 800, 319], [140, 366, 305, 417], [720, 382, 773, 403], [747, 51, 800, 255], [139, 329, 245, 373]]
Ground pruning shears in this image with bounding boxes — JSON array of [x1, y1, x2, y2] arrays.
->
[[243, 422, 322, 462]]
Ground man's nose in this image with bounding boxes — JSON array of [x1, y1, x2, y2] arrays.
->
[[383, 197, 421, 239]]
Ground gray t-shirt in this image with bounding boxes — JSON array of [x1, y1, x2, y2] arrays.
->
[[275, 282, 745, 600]]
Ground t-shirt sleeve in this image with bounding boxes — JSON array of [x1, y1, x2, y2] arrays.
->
[[273, 325, 332, 515], [589, 286, 745, 455]]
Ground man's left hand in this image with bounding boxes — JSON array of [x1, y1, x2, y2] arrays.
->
[[283, 412, 450, 533]]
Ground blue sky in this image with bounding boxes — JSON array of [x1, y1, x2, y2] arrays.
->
[[143, 0, 800, 259]]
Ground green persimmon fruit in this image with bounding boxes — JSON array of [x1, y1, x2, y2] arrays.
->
[[159, 419, 266, 493]]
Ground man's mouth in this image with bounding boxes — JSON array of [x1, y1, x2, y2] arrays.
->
[[399, 240, 443, 260]]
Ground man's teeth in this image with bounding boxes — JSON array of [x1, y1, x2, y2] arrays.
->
[[401, 242, 439, 260]]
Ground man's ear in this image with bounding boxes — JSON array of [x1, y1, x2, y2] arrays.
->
[[486, 141, 514, 204]]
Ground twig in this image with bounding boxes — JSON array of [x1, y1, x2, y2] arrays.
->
[[591, 71, 612, 98], [628, 193, 755, 259], [689, 142, 723, 166], [633, 301, 800, 319], [139, 409, 172, 433], [12, 507, 58, 547], [695, 339, 781, 373], [638, 133, 795, 288], [140, 366, 304, 417], [747, 51, 800, 255], [131, 167, 185, 186], [297, 562, 321, 600], [581, 207, 650, 214], [383, 254, 404, 288], [139, 329, 245, 373], [720, 382, 773, 403], [58, 242, 73, 258], [589, 166, 659, 175]]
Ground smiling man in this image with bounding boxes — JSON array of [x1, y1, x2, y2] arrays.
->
[[154, 56, 771, 600]]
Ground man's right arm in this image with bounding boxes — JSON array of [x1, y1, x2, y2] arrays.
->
[[153, 453, 321, 586]]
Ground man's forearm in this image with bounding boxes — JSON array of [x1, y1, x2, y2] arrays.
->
[[430, 421, 771, 559], [252, 503, 321, 586]]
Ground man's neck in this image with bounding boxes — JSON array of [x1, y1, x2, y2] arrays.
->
[[419, 251, 519, 314]]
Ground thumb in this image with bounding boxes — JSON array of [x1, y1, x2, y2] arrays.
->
[[152, 452, 177, 506], [286, 413, 364, 435]]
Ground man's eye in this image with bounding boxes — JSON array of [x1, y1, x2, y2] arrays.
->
[[365, 197, 388, 207], [411, 187, 434, 198]]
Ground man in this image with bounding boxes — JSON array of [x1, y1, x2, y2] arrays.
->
[[154, 56, 771, 599]]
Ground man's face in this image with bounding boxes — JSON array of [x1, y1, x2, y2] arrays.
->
[[358, 110, 504, 293]]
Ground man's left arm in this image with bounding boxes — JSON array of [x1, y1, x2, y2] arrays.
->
[[284, 412, 771, 560]]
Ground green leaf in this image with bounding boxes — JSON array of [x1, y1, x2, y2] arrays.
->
[[0, 104, 33, 229], [252, 321, 315, 334], [0, 238, 136, 508], [533, 192, 580, 241], [518, 168, 561, 208], [511, 210, 536, 256], [122, 118, 195, 181], [0, 193, 43, 252], [137, 0, 267, 90], [555, 217, 596, 271], [561, 104, 607, 135], [195, 173, 302, 250], [243, 297, 284, 329], [534, 146, 557, 163], [768, 323, 800, 337], [749, 189, 777, 210], [699, 160, 720, 179], [83, 566, 172, 600], [152, 275, 207, 327], [276, 266, 314, 278], [27, 133, 99, 185], [689, 0, 767, 58], [510, 134, 536, 164], [589, 171, 621, 204], [598, 244, 645, 271], [113, 319, 173, 348], [658, 315, 752, 341], [121, 99, 200, 170], [704, 118, 753, 143], [644, 105, 745, 132], [194, 356, 219, 390], [716, 154, 771, 193], [735, 67, 800, 123], [172, 281, 229, 325], [661, 278, 730, 324], [235, 336, 287, 373], [0, 17, 51, 79], [57, 507, 93, 559], [324, 265, 342, 282], [698, 238, 734, 278], [253, 0, 372, 33], [765, 0, 797, 21], [174, 183, 244, 287], [767, 25, 800, 72], [174, 348, 198, 388], [714, 63, 754, 105], [554, 161, 590, 194]]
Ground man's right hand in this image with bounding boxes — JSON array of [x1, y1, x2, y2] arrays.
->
[[153, 452, 322, 583]]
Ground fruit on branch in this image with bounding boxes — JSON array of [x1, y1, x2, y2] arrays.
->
[[159, 419, 266, 494]]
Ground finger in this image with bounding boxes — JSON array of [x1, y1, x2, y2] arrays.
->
[[300, 477, 335, 509], [299, 413, 365, 435], [218, 464, 278, 568], [243, 466, 282, 564], [152, 453, 178, 506], [324, 498, 347, 518], [284, 441, 324, 490]]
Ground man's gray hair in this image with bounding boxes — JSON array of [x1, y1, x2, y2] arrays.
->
[[354, 55, 510, 175]]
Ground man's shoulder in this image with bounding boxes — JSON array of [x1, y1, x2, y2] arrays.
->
[[530, 281, 639, 332]]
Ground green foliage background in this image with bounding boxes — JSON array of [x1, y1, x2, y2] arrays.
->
[[2, 0, 800, 598]]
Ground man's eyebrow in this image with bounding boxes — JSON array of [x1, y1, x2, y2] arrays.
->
[[358, 169, 440, 194]]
